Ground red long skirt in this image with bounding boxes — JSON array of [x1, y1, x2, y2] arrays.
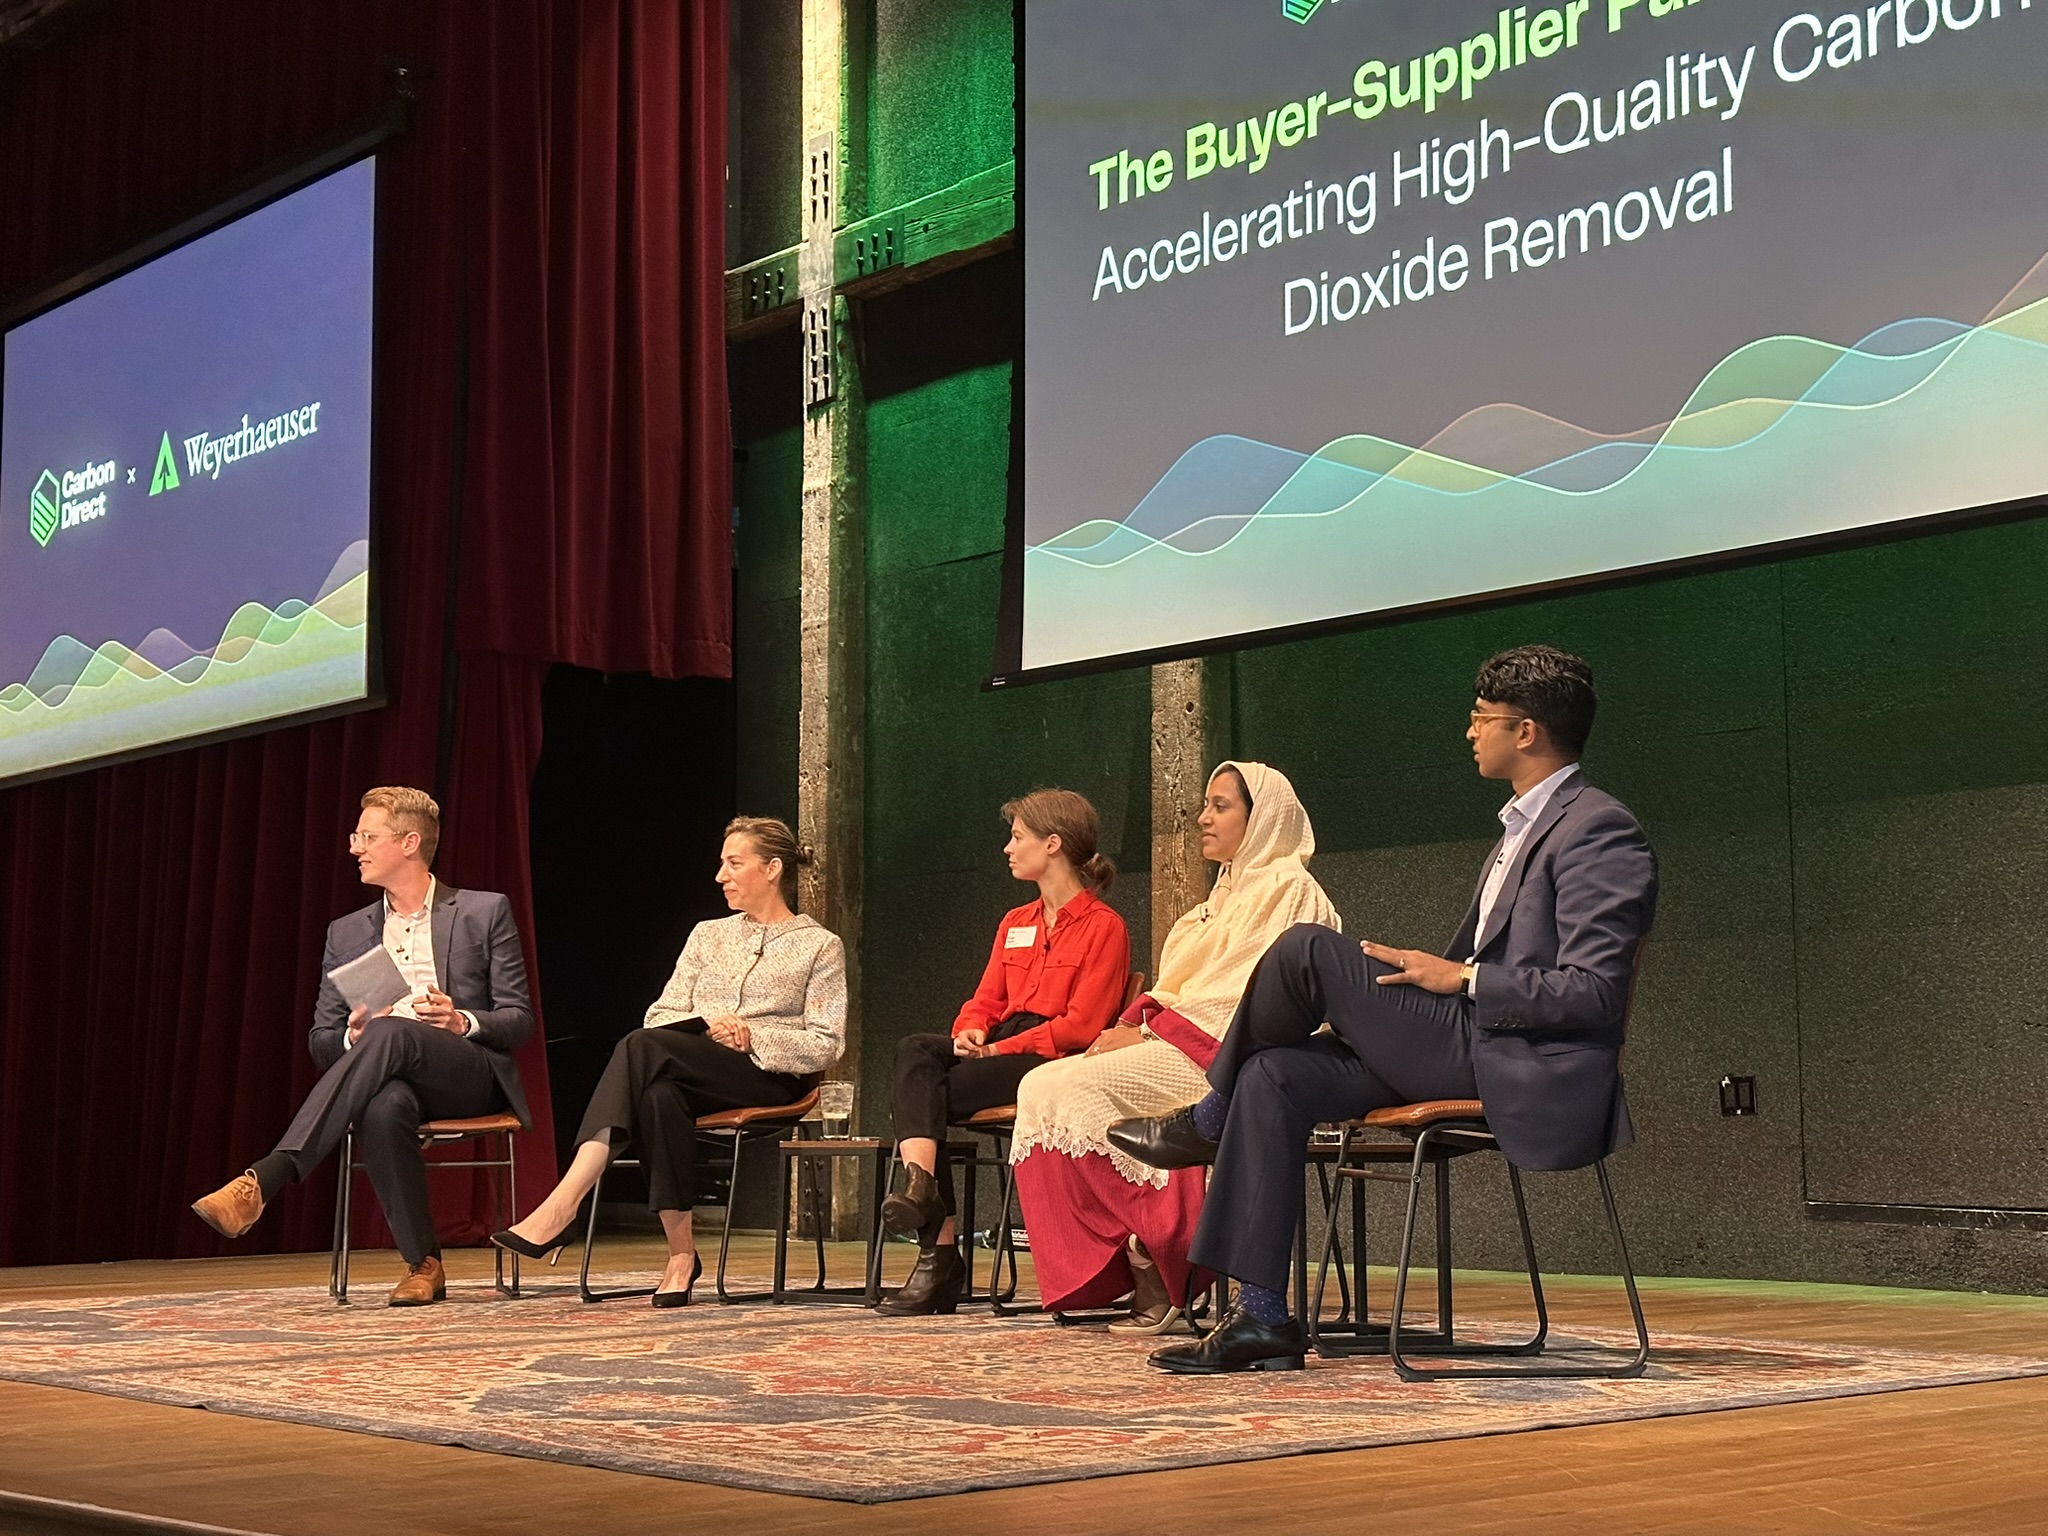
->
[[1013, 1146, 1209, 1310]]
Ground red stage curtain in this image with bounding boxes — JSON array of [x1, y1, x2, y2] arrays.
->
[[0, 0, 731, 1266], [460, 1, 734, 677]]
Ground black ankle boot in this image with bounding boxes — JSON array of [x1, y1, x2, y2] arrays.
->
[[880, 1164, 948, 1239], [875, 1244, 966, 1317]]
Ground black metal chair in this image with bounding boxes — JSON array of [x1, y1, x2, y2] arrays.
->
[[950, 970, 1149, 1316], [1309, 940, 1652, 1380], [1308, 1103, 1549, 1363], [575, 1085, 822, 1304], [329, 1112, 523, 1303]]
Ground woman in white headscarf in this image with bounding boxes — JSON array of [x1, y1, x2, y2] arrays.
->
[[1009, 762, 1339, 1331]]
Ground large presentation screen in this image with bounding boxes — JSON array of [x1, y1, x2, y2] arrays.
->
[[0, 156, 377, 784], [1018, 0, 2048, 676]]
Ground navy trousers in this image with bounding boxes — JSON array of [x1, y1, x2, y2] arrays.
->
[[1187, 924, 1478, 1297], [273, 1019, 504, 1265]]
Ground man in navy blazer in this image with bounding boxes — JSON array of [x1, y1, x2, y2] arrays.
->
[[1111, 646, 1657, 1373], [192, 787, 532, 1306]]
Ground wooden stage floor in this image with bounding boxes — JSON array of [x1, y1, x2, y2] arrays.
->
[[2, 1237, 2046, 1535]]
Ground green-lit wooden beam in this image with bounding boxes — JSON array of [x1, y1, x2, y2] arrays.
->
[[796, 0, 870, 1235], [725, 158, 1015, 338]]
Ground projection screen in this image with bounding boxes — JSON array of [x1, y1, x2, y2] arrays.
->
[[1010, 0, 2048, 679], [0, 154, 379, 784]]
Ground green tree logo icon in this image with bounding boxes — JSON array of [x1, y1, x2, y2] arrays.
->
[[149, 432, 181, 495], [29, 470, 60, 547], [1283, 0, 1327, 20]]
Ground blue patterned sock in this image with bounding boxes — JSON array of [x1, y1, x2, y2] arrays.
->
[[1191, 1090, 1227, 1142], [1237, 1282, 1291, 1325]]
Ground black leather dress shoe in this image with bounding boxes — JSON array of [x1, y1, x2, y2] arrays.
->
[[1148, 1303, 1305, 1374], [1106, 1107, 1218, 1170]]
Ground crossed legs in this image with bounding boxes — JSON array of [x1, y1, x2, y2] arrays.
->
[[271, 1019, 503, 1266], [1188, 924, 1477, 1299], [507, 1027, 800, 1295]]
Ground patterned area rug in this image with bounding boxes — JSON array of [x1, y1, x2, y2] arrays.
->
[[1, 1275, 2042, 1503]]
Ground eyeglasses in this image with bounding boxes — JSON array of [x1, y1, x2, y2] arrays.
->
[[347, 831, 401, 850], [1468, 711, 1527, 728]]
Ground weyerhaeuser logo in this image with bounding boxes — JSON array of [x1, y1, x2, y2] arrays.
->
[[1282, 0, 1329, 22], [182, 400, 322, 482], [28, 459, 116, 548], [150, 431, 181, 495]]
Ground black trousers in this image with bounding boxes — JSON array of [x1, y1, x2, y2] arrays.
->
[[1188, 924, 1478, 1296], [575, 1027, 803, 1213], [273, 1019, 505, 1266], [892, 1031, 1048, 1216]]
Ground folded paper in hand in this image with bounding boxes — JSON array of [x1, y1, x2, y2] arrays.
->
[[328, 945, 413, 1017]]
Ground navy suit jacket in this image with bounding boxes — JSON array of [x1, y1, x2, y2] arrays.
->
[[307, 883, 535, 1128], [1445, 773, 1656, 1172]]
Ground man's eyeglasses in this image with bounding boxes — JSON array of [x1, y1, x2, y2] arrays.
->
[[1468, 711, 1527, 728], [347, 831, 402, 850]]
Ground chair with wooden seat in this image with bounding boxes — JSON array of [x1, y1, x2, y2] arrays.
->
[[575, 1084, 822, 1304], [876, 972, 1147, 1313], [979, 971, 1152, 1310], [328, 1111, 524, 1303], [1309, 939, 1652, 1379]]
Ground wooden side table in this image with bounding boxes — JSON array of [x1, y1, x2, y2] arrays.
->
[[772, 1136, 893, 1305]]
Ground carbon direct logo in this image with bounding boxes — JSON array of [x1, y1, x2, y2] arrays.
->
[[1283, 0, 1328, 21], [28, 459, 115, 547], [29, 471, 59, 547]]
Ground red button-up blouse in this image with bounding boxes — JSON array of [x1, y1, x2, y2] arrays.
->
[[950, 887, 1131, 1058]]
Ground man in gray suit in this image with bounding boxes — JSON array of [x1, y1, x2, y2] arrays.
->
[[1110, 646, 1657, 1372], [192, 786, 532, 1306]]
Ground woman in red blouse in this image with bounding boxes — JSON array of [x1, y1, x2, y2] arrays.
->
[[876, 788, 1131, 1317]]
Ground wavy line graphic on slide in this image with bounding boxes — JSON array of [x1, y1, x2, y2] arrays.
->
[[1022, 255, 2048, 671], [1, 540, 367, 711], [1035, 263, 2048, 569]]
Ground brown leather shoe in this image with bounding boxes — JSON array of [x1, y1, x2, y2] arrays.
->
[[190, 1171, 266, 1239], [879, 1163, 947, 1241], [388, 1255, 446, 1307], [1108, 1245, 1183, 1335], [874, 1244, 965, 1317]]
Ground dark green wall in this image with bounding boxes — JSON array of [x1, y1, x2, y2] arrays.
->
[[857, 256, 1153, 1148], [729, 0, 801, 265], [730, 0, 2048, 1291]]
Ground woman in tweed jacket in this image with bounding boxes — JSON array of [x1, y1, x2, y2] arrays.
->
[[493, 817, 845, 1304]]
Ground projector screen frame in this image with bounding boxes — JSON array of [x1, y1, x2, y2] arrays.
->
[[988, 2, 2048, 692], [0, 102, 407, 787]]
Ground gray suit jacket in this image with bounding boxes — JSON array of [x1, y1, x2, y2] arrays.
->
[[1444, 773, 1657, 1172], [308, 884, 535, 1128]]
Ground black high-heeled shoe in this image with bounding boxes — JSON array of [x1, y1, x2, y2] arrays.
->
[[490, 1220, 577, 1265], [652, 1251, 703, 1308]]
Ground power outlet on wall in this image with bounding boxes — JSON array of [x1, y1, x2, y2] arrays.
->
[[1719, 1074, 1758, 1116]]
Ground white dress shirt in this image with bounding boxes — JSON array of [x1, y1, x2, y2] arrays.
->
[[384, 878, 439, 1019], [1468, 763, 1580, 994], [344, 877, 478, 1046]]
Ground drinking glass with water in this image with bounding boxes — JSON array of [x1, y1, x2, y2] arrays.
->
[[819, 1079, 855, 1138]]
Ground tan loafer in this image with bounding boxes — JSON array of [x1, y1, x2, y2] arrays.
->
[[1109, 1248, 1184, 1335], [190, 1171, 266, 1239], [388, 1255, 446, 1307]]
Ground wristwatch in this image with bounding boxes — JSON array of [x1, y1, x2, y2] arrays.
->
[[1459, 962, 1476, 996]]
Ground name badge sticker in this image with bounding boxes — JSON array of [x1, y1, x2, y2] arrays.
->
[[1005, 925, 1038, 949]]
